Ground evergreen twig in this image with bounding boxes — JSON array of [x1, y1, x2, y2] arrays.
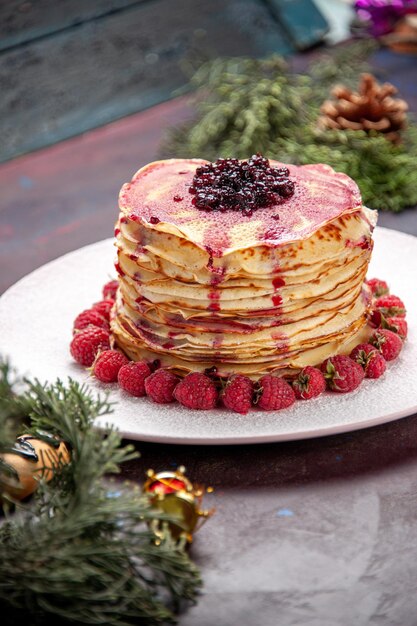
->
[[0, 364, 202, 625]]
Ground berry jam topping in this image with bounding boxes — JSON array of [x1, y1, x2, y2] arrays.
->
[[173, 195, 183, 202], [149, 216, 160, 224], [189, 154, 295, 216]]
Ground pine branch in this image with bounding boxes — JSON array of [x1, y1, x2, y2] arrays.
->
[[0, 369, 202, 625]]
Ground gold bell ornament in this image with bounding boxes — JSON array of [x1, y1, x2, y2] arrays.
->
[[0, 434, 70, 501], [143, 466, 214, 543]]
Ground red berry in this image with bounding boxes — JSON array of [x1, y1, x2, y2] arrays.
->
[[350, 343, 386, 379], [93, 350, 129, 383], [73, 308, 109, 332], [145, 369, 179, 404], [369, 329, 403, 361], [292, 366, 326, 400], [366, 278, 389, 298], [92, 299, 115, 320], [118, 361, 151, 397], [221, 374, 254, 414], [386, 316, 408, 340], [375, 294, 406, 318], [369, 309, 408, 341], [174, 373, 218, 410], [369, 309, 383, 328], [350, 343, 376, 367], [366, 353, 387, 379], [102, 280, 119, 300], [70, 327, 110, 367], [256, 375, 295, 410], [321, 355, 364, 393]]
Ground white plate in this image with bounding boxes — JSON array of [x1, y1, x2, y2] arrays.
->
[[0, 227, 416, 445]]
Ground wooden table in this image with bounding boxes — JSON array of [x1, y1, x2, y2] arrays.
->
[[1, 49, 417, 626]]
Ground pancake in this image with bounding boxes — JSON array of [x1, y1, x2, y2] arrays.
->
[[111, 158, 377, 378]]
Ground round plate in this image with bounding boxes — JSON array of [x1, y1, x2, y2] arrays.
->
[[0, 227, 416, 445]]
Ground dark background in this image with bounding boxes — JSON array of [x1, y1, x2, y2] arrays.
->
[[0, 0, 329, 162]]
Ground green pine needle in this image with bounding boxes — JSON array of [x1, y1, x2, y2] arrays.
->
[[0, 364, 202, 625]]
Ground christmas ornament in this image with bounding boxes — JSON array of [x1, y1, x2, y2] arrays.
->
[[354, 0, 417, 37], [0, 362, 202, 626], [0, 434, 70, 500], [144, 466, 214, 543], [319, 73, 408, 143]]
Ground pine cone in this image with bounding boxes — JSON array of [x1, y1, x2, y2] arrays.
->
[[319, 73, 408, 143]]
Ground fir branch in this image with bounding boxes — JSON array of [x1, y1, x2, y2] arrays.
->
[[0, 371, 202, 625]]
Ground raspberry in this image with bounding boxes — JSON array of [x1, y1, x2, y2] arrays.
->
[[92, 299, 115, 320], [292, 366, 326, 400], [386, 316, 408, 340], [118, 361, 151, 397], [365, 353, 387, 379], [366, 278, 389, 298], [321, 355, 364, 393], [102, 280, 119, 300], [73, 308, 109, 332], [350, 343, 376, 367], [369, 329, 403, 361], [174, 373, 218, 410], [145, 369, 179, 404], [375, 294, 406, 318], [369, 309, 383, 328], [70, 327, 110, 367], [369, 309, 408, 341], [255, 375, 295, 410], [221, 374, 254, 414], [93, 350, 129, 383], [350, 343, 386, 379]]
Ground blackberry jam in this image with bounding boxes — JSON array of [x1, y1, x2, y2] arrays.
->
[[189, 154, 295, 216]]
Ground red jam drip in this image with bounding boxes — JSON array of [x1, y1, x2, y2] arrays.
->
[[149, 216, 160, 224], [189, 154, 295, 216], [272, 294, 283, 307], [346, 236, 371, 250], [114, 261, 125, 277], [208, 290, 221, 312], [272, 277, 285, 289], [212, 335, 223, 349]]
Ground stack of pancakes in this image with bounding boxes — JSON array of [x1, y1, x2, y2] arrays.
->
[[111, 159, 377, 378]]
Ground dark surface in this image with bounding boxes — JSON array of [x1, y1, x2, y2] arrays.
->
[[0, 0, 329, 162], [0, 0, 141, 51], [1, 46, 417, 625]]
